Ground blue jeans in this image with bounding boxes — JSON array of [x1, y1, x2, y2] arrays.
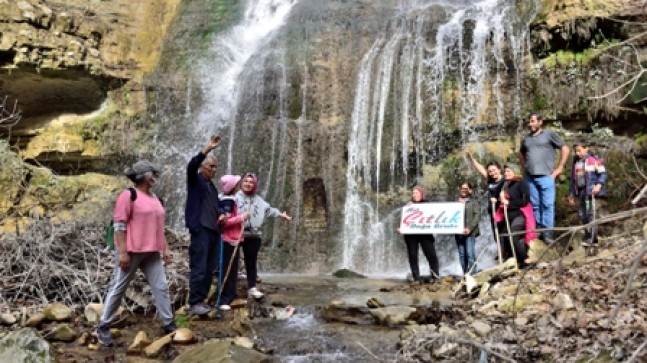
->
[[455, 234, 476, 274], [526, 174, 555, 239]]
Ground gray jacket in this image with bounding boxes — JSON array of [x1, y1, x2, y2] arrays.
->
[[235, 191, 281, 238]]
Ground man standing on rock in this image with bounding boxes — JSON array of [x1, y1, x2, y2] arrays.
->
[[185, 135, 222, 315], [519, 113, 569, 243]]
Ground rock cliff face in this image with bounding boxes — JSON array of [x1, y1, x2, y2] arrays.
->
[[0, 0, 181, 168], [0, 0, 180, 232]]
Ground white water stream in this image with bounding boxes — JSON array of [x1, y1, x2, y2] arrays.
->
[[194, 0, 298, 174]]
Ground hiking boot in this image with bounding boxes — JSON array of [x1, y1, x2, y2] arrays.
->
[[96, 324, 115, 347], [163, 321, 177, 334], [248, 287, 264, 299], [188, 302, 211, 316]]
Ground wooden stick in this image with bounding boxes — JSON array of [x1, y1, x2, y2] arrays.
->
[[503, 207, 519, 271], [492, 200, 503, 266]]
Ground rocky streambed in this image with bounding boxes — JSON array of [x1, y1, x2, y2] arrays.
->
[[1, 233, 646, 362]]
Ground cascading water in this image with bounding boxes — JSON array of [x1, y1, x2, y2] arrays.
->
[[341, 0, 535, 275], [157, 0, 298, 230], [193, 0, 298, 173]]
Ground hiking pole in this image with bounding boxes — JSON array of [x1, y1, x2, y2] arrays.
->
[[503, 206, 519, 271], [214, 235, 224, 319], [590, 194, 597, 245], [466, 242, 489, 275], [491, 199, 503, 266]]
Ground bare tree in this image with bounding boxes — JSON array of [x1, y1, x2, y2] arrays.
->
[[0, 95, 21, 129]]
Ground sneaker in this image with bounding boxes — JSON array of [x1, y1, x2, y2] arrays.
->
[[219, 304, 231, 311], [248, 287, 264, 299], [188, 302, 211, 316], [96, 324, 115, 347], [162, 321, 177, 334]]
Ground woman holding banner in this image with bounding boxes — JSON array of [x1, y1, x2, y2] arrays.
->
[[398, 186, 439, 283]]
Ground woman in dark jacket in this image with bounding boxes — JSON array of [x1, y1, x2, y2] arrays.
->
[[497, 165, 534, 268], [466, 152, 504, 257], [398, 186, 439, 282]]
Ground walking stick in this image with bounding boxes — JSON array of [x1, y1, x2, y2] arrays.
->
[[492, 200, 503, 266], [466, 243, 489, 275], [590, 194, 597, 246], [215, 226, 245, 319], [503, 206, 519, 271], [214, 234, 224, 318]]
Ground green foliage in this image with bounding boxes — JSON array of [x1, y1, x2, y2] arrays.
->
[[541, 39, 620, 69], [79, 115, 110, 141], [175, 314, 190, 328]]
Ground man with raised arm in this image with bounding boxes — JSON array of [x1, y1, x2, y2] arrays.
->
[[185, 135, 222, 315]]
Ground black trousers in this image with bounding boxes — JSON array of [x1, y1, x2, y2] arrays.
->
[[242, 237, 262, 289], [498, 214, 528, 267], [188, 227, 219, 305], [404, 235, 439, 280]]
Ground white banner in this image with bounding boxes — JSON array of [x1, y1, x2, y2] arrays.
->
[[399, 202, 465, 234]]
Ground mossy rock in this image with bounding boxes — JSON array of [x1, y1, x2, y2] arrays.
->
[[332, 269, 367, 279]]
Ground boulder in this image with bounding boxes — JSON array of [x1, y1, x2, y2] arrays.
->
[[144, 334, 173, 358], [0, 313, 17, 325], [366, 297, 385, 308], [42, 303, 73, 321], [25, 313, 45, 328], [474, 258, 518, 285], [127, 331, 150, 354], [172, 340, 268, 363], [369, 306, 417, 326], [332, 268, 367, 278], [231, 336, 254, 349], [47, 324, 76, 342], [83, 303, 103, 323], [172, 328, 194, 344], [470, 321, 492, 337], [317, 300, 374, 325], [0, 328, 52, 363]]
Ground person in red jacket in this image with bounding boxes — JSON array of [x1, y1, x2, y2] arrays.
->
[[216, 175, 250, 311]]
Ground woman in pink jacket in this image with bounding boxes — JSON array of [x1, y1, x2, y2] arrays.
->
[[216, 175, 250, 311]]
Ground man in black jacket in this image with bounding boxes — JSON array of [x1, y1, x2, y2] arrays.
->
[[185, 135, 222, 315]]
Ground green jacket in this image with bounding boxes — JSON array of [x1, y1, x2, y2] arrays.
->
[[464, 197, 481, 237]]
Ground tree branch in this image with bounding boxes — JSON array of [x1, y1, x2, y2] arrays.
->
[[0, 96, 22, 129]]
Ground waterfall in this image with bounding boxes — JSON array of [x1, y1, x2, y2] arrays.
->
[[193, 0, 297, 173], [341, 0, 534, 275]]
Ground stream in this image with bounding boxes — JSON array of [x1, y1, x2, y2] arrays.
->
[[253, 275, 452, 362]]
